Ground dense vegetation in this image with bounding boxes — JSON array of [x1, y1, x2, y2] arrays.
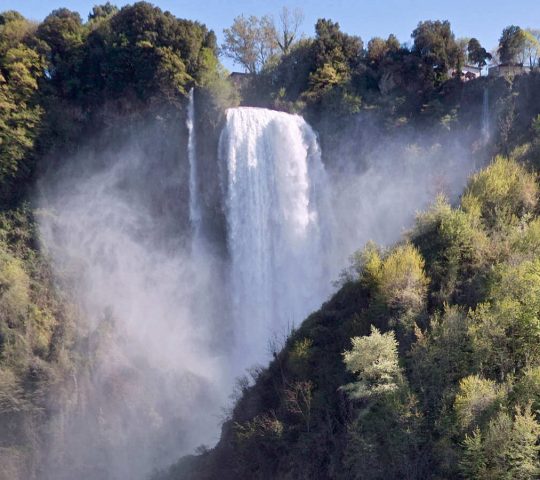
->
[[1, 2, 540, 479], [159, 157, 540, 479], [157, 10, 540, 480]]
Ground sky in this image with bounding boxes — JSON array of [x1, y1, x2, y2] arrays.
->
[[2, 0, 540, 71]]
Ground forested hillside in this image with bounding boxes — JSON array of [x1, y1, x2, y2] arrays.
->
[[1, 2, 540, 479], [155, 11, 540, 480], [161, 155, 540, 479]]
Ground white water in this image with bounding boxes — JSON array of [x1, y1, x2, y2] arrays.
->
[[219, 107, 332, 364], [187, 88, 201, 241]]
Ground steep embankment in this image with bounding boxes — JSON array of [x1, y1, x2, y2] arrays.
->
[[0, 208, 77, 480], [158, 156, 540, 480]]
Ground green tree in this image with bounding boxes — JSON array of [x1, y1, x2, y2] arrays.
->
[[88, 2, 118, 22], [412, 196, 487, 306], [299, 19, 363, 113], [343, 326, 426, 479], [511, 367, 540, 413], [36, 8, 85, 97], [410, 306, 475, 416], [412, 20, 461, 80], [498, 25, 527, 64], [0, 12, 44, 194], [483, 407, 540, 479], [454, 375, 502, 431], [78, 2, 217, 103], [461, 428, 487, 479], [377, 243, 429, 316], [468, 37, 492, 70], [469, 259, 540, 379], [312, 18, 362, 68], [367, 37, 388, 64]]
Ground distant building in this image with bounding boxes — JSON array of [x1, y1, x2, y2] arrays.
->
[[449, 65, 482, 81], [462, 65, 482, 79], [488, 63, 532, 78]]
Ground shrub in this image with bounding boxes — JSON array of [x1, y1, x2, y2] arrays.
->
[[412, 196, 487, 305], [461, 156, 537, 229], [454, 375, 502, 431], [469, 259, 540, 378], [377, 243, 429, 315], [342, 326, 402, 399]]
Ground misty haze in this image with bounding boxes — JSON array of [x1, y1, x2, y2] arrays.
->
[[1, 1, 540, 479]]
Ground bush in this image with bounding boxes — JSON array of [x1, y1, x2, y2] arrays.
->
[[461, 156, 537, 229], [0, 245, 29, 330], [412, 196, 487, 305], [342, 326, 402, 400], [377, 243, 429, 315], [469, 259, 540, 378], [454, 375, 502, 431]]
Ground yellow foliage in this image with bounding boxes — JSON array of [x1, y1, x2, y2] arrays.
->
[[0, 246, 29, 327], [288, 337, 313, 376], [462, 157, 537, 228], [28, 306, 57, 356], [377, 243, 429, 313], [454, 375, 502, 431]]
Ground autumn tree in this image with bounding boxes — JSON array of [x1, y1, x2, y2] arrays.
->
[[520, 29, 540, 67]]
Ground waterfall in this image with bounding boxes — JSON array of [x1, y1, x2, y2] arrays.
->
[[482, 87, 490, 141], [219, 107, 332, 364], [187, 88, 201, 240]]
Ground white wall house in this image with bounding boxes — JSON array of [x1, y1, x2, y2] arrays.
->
[[448, 65, 482, 81]]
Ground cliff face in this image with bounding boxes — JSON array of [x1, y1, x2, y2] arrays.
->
[[0, 207, 78, 480]]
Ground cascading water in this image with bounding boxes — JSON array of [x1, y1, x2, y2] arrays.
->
[[187, 88, 201, 241], [219, 107, 332, 365]]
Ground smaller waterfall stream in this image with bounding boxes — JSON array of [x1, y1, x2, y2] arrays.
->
[[187, 88, 201, 241]]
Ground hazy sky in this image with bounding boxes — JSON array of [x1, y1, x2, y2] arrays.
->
[[2, 0, 540, 70]]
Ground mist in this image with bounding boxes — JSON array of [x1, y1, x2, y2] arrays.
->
[[34, 96, 487, 479], [37, 124, 232, 479], [329, 127, 483, 269]]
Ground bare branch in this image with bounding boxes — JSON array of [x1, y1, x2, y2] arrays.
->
[[275, 7, 304, 54]]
